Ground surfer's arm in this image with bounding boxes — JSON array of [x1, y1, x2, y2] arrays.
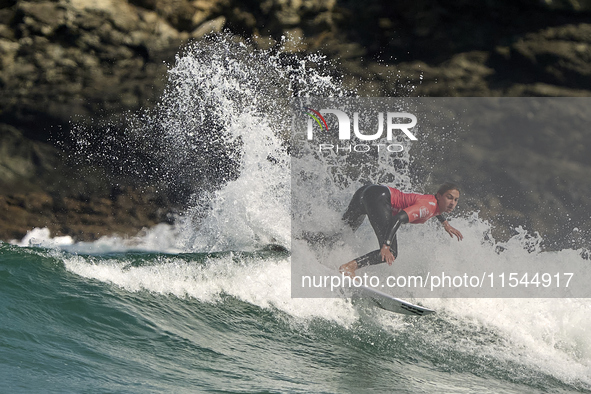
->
[[439, 217, 463, 241], [381, 211, 409, 264], [384, 210, 408, 248]]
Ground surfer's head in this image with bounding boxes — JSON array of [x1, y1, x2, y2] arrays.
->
[[436, 182, 460, 213]]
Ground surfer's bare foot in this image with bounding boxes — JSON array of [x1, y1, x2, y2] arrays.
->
[[339, 260, 358, 278]]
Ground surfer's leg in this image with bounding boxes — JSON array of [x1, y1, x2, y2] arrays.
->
[[339, 242, 399, 277], [339, 185, 396, 276], [360, 185, 398, 265], [342, 184, 372, 231], [355, 238, 398, 269], [360, 185, 394, 246], [340, 185, 398, 277], [339, 259, 358, 277]]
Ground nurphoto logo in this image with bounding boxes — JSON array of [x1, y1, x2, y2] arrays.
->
[[304, 108, 418, 153]]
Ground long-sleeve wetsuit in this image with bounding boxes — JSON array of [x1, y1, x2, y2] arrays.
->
[[342, 184, 443, 268]]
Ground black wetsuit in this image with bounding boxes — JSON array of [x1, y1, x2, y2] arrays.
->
[[342, 185, 405, 268], [342, 184, 446, 268]]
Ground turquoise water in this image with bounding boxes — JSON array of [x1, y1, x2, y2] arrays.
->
[[1, 241, 589, 393]]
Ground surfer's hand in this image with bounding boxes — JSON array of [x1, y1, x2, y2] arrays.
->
[[443, 222, 463, 241], [380, 244, 395, 265]]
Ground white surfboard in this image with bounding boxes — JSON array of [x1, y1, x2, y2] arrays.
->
[[357, 286, 435, 316]]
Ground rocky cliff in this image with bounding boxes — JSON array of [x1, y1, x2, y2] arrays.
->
[[1, 0, 591, 248]]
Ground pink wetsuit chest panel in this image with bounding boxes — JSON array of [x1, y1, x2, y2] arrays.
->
[[388, 187, 440, 224]]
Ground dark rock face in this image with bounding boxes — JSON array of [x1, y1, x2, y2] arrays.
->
[[0, 186, 172, 241], [0, 0, 590, 246], [0, 0, 185, 140]]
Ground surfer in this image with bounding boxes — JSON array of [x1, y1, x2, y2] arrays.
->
[[339, 182, 463, 277]]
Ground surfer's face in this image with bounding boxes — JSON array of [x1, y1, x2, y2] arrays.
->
[[437, 189, 459, 213]]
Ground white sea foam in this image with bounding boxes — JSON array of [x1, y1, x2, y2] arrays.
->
[[62, 251, 358, 327], [12, 224, 183, 254], [11, 227, 74, 248]]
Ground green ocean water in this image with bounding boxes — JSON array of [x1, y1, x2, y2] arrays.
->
[[1, 242, 589, 393]]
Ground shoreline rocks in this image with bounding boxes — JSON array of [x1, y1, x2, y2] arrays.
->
[[0, 186, 174, 242]]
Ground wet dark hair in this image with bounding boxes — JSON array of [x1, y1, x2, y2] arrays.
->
[[436, 182, 460, 196]]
